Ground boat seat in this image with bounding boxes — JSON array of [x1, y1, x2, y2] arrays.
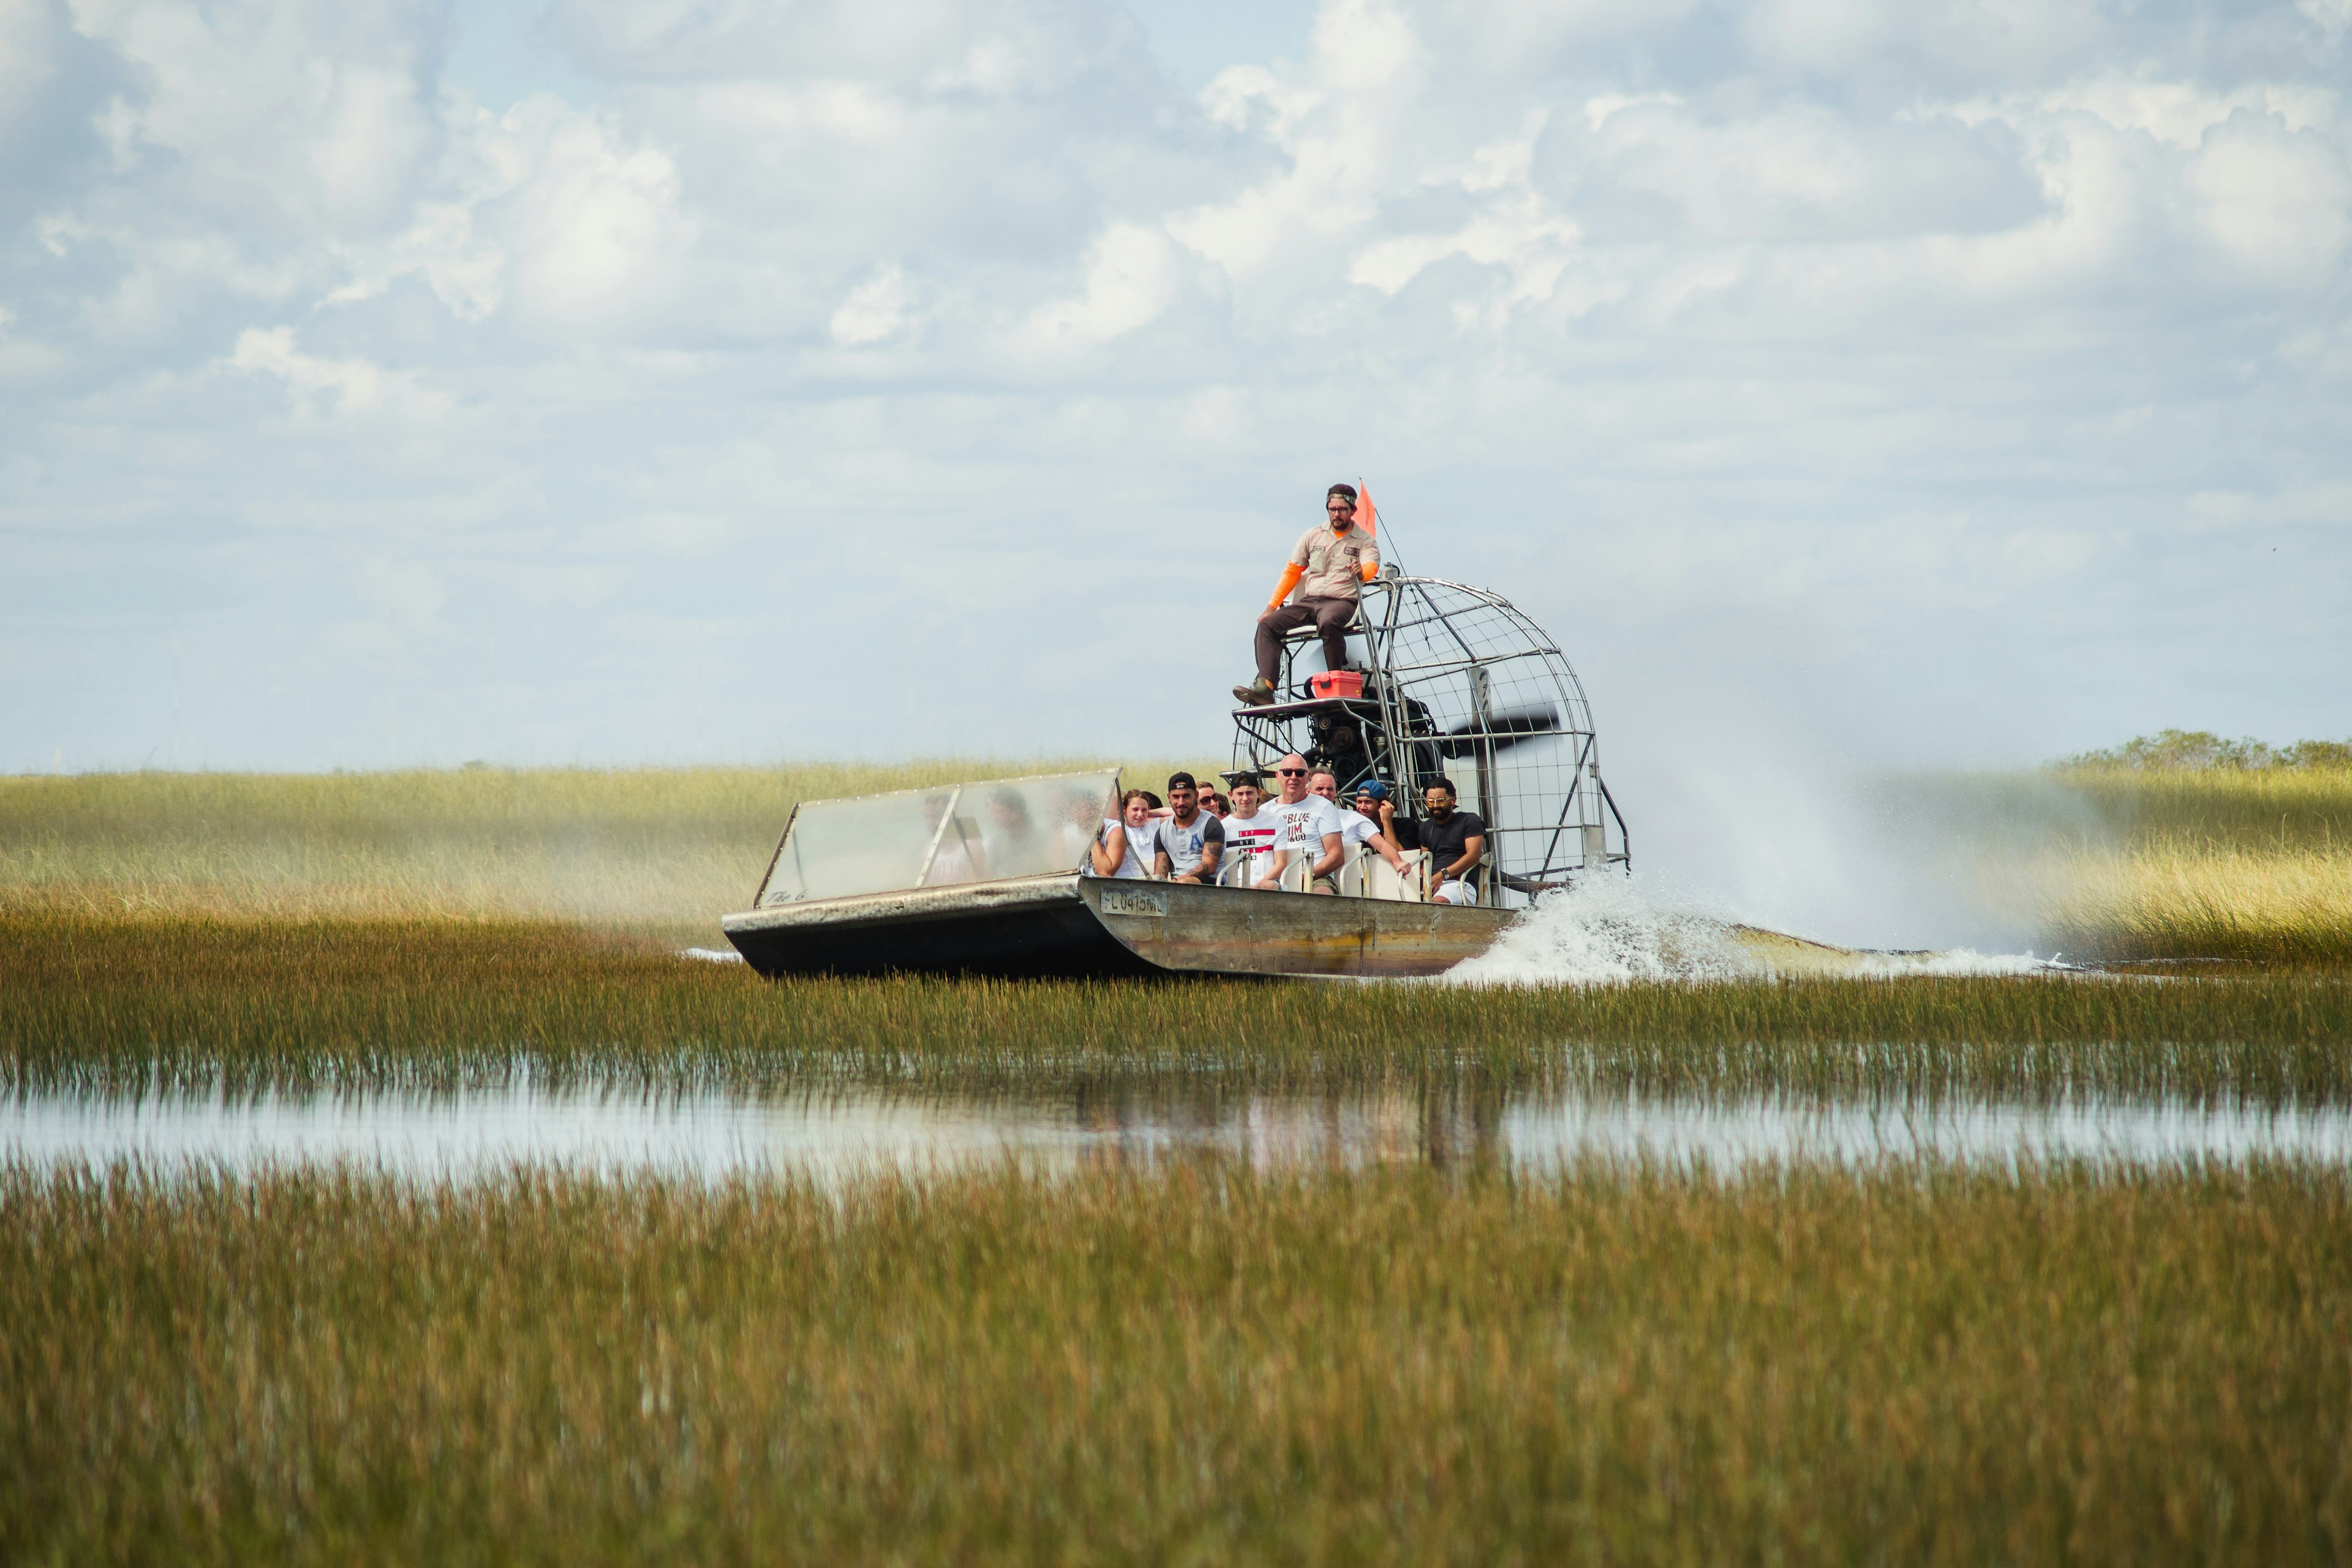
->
[[1276, 607, 1365, 639], [1357, 846, 1429, 903]]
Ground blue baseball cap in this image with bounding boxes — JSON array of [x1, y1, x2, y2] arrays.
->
[[1354, 780, 1389, 800]]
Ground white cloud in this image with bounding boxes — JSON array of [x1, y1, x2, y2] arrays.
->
[[322, 95, 697, 331], [4, 0, 2349, 787], [67, 0, 437, 237], [1021, 222, 1188, 347], [2300, 0, 2352, 43], [831, 265, 913, 346], [2189, 115, 2352, 285], [494, 104, 695, 329], [226, 326, 448, 420]]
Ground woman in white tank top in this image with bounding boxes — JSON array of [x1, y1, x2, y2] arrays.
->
[[1089, 790, 1159, 879]]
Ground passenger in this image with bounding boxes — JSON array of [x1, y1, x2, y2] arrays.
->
[[921, 790, 984, 886], [1233, 483, 1382, 707], [1088, 789, 1160, 879], [1218, 773, 1280, 886], [1053, 786, 1113, 872], [1153, 772, 1225, 885], [1418, 776, 1488, 905], [1351, 779, 1396, 842], [1200, 786, 1229, 817], [1261, 752, 1347, 893], [970, 785, 1044, 880], [1309, 769, 1410, 877]]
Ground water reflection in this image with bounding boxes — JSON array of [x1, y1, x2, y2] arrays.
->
[[8, 1076, 2351, 1178]]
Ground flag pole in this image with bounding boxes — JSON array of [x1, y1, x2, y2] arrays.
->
[[1359, 477, 1405, 577]]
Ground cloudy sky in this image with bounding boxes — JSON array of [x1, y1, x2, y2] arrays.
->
[[4, 0, 2348, 807]]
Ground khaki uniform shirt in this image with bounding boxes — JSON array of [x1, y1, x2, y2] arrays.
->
[[1289, 525, 1380, 601]]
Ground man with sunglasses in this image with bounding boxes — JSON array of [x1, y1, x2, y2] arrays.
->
[[1233, 483, 1381, 708], [1259, 752, 1348, 893], [1418, 776, 1487, 906]]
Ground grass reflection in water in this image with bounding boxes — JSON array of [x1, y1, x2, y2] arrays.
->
[[8, 914, 2352, 1109]]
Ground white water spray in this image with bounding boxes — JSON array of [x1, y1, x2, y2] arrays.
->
[[1446, 873, 2057, 987]]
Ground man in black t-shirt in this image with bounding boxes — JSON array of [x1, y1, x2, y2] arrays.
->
[[1415, 776, 1487, 905]]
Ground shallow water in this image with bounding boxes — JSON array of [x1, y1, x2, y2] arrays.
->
[[7, 1077, 2347, 1179]]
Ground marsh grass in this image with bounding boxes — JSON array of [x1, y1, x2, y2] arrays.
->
[[0, 760, 1195, 940], [2030, 841, 2352, 965], [8, 914, 2352, 1105], [4, 1158, 2346, 1566], [12, 760, 2352, 963], [1898, 766, 2352, 964]]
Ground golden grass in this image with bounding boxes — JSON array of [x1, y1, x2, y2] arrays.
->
[[2027, 839, 2352, 965], [2025, 768, 2352, 962], [2050, 766, 2352, 853], [4, 1159, 2346, 1566], [10, 760, 2352, 963], [0, 760, 1197, 939], [1899, 766, 2352, 965]]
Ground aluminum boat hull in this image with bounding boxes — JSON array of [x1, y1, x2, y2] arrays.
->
[[722, 874, 1515, 979]]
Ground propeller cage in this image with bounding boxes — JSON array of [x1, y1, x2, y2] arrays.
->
[[1229, 575, 1630, 907]]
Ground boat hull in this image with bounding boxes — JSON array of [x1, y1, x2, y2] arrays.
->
[[722, 875, 1514, 979]]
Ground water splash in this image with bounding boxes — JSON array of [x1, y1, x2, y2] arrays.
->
[[1446, 873, 2056, 987]]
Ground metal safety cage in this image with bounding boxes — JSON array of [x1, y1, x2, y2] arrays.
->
[[1227, 575, 1630, 909]]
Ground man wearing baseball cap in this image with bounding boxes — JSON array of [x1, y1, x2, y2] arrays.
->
[[1233, 483, 1381, 707]]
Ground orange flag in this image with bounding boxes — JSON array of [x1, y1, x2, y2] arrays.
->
[[1355, 479, 1377, 537]]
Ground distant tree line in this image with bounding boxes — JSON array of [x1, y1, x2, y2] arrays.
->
[[2060, 729, 2352, 771]]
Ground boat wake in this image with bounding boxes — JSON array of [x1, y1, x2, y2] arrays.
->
[[1445, 873, 2056, 987]]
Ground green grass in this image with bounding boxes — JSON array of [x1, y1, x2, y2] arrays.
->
[[9, 914, 2352, 1105], [4, 1158, 2346, 1566], [0, 760, 1200, 941]]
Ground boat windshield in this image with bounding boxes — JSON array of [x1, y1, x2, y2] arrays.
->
[[755, 770, 1120, 905]]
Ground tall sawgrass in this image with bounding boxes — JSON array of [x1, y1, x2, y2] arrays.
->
[[0, 760, 1198, 937], [1896, 764, 2352, 964], [4, 1158, 2345, 1566], [10, 758, 2350, 963], [8, 914, 2351, 1104], [2048, 766, 2352, 853]]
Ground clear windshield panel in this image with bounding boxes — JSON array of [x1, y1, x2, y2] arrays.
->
[[757, 771, 1120, 905]]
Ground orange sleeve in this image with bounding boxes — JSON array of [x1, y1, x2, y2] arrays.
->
[[1267, 562, 1304, 608]]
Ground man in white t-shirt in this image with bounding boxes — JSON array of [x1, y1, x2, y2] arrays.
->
[[1151, 772, 1225, 884], [1218, 773, 1280, 886], [1260, 753, 1347, 893], [1308, 769, 1409, 878]]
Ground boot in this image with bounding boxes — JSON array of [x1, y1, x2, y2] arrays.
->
[[1231, 677, 1275, 707]]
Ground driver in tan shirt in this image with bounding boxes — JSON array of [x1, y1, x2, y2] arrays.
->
[[1234, 483, 1381, 707]]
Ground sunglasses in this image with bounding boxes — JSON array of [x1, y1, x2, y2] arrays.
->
[[1276, 767, 1308, 777]]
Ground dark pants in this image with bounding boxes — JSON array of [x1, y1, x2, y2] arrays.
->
[[1256, 596, 1357, 685]]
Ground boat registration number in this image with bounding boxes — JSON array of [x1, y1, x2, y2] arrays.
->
[[1099, 885, 1169, 918]]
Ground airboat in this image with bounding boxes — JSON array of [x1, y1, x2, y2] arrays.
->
[[722, 570, 1630, 979]]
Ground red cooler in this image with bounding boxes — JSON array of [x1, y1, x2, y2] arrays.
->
[[1309, 671, 1365, 699]]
